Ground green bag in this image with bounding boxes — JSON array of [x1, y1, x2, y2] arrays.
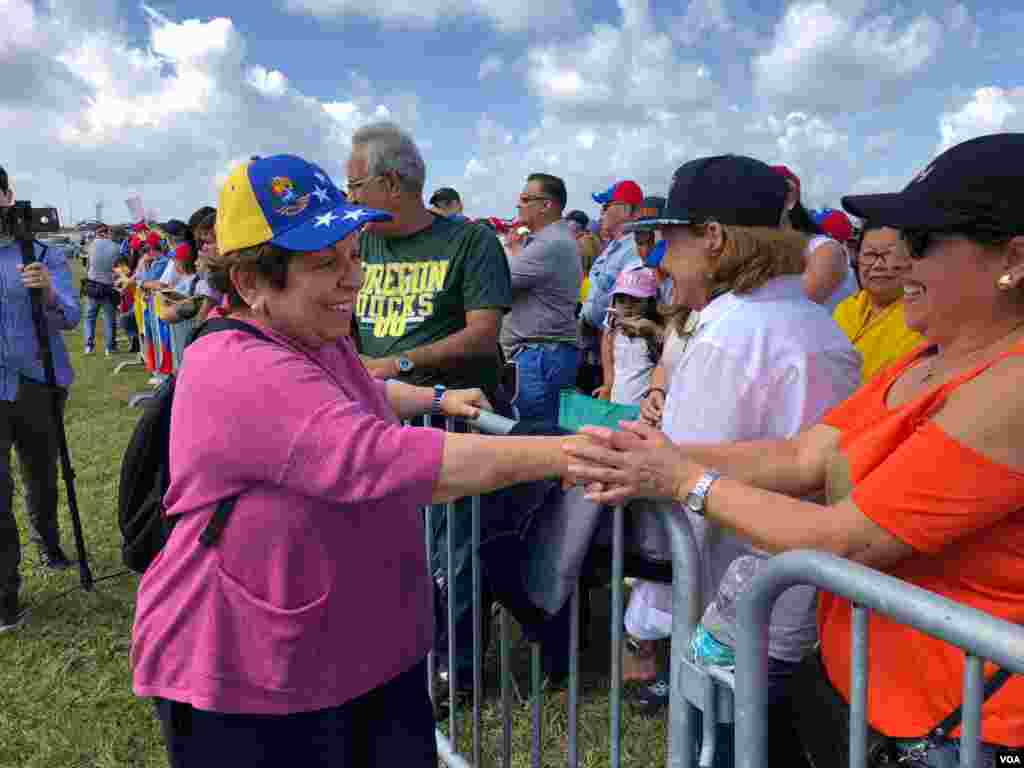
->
[[558, 389, 641, 433]]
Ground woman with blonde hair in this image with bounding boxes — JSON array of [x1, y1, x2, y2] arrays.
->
[[567, 135, 1024, 766], [593, 156, 860, 757]]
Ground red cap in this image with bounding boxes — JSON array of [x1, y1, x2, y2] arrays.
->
[[593, 180, 644, 207], [146, 231, 162, 248], [174, 243, 193, 262], [130, 235, 142, 251], [819, 210, 854, 242], [132, 222, 147, 232], [771, 165, 801, 201]]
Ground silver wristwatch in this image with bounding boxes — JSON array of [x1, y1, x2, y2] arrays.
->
[[683, 470, 721, 517]]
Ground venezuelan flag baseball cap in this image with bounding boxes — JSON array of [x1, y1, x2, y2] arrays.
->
[[216, 154, 392, 254], [592, 180, 643, 207]]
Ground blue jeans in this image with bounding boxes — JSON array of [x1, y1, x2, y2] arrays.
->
[[511, 343, 581, 424], [84, 297, 118, 352]]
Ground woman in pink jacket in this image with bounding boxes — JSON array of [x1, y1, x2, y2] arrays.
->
[[131, 154, 580, 767]]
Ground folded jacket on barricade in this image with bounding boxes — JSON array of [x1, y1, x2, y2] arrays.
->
[[477, 419, 674, 644]]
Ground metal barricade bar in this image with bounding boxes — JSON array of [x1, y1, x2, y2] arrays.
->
[[431, 411, 687, 768], [734, 549, 1024, 768]]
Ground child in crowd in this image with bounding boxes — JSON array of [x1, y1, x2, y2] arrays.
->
[[605, 268, 664, 407]]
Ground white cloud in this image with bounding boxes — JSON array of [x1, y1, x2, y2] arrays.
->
[[670, 0, 764, 48], [478, 54, 504, 81], [939, 87, 1024, 152], [3, 3, 420, 223], [527, 0, 716, 123], [753, 2, 943, 113], [282, 0, 574, 32]]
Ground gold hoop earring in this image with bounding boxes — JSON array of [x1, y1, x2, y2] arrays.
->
[[998, 273, 1014, 291]]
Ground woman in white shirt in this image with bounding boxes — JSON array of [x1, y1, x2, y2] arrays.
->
[[597, 155, 860, 763]]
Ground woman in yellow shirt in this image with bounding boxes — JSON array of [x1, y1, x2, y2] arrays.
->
[[833, 224, 923, 381]]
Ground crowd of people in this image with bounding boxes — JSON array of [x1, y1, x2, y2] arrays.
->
[[1, 126, 1022, 768]]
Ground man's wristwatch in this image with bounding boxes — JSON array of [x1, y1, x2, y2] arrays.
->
[[431, 385, 447, 417], [396, 355, 415, 374], [683, 470, 721, 517]]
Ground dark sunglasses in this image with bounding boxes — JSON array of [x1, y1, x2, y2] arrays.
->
[[902, 228, 1014, 260]]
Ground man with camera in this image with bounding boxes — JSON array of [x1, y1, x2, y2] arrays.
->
[[0, 166, 81, 632]]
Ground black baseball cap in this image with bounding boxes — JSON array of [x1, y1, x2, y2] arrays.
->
[[0, 165, 8, 195], [623, 196, 667, 233], [842, 133, 1024, 233], [565, 210, 589, 230], [162, 219, 188, 238], [429, 187, 461, 206], [649, 155, 787, 229]]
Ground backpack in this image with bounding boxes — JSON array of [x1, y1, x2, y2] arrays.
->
[[118, 317, 273, 573]]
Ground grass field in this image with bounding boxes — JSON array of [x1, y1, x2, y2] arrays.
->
[[0, 263, 670, 767]]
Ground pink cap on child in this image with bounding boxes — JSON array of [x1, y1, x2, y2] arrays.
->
[[612, 267, 658, 299]]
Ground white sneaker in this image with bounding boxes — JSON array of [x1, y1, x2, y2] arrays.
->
[[147, 376, 164, 386], [83, 346, 95, 355], [105, 349, 113, 358]]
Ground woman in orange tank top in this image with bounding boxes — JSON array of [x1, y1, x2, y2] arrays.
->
[[564, 132, 1024, 763]]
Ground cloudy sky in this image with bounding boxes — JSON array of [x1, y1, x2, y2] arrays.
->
[[3, 0, 1023, 226]]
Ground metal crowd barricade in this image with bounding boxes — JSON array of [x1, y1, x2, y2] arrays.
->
[[419, 411, 643, 768], [733, 550, 1024, 768]]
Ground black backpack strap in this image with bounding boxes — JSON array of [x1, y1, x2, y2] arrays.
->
[[928, 666, 1014, 741], [199, 496, 240, 547], [186, 316, 275, 348]]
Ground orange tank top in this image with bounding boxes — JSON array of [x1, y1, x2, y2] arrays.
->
[[819, 341, 1024, 746]]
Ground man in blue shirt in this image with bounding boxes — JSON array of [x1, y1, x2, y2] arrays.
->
[[0, 168, 81, 631], [578, 180, 643, 395]]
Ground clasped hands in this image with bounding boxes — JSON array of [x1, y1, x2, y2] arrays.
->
[[562, 421, 694, 506]]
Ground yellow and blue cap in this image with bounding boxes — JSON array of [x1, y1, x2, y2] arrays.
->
[[216, 154, 391, 254]]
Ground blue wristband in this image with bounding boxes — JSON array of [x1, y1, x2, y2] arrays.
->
[[432, 385, 447, 417]]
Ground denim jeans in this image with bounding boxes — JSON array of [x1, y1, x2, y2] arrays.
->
[[511, 343, 581, 424], [84, 297, 118, 352]]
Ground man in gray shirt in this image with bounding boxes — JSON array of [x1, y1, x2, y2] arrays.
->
[[502, 173, 582, 422], [83, 224, 120, 356]]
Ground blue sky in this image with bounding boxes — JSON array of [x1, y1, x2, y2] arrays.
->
[[4, 0, 1024, 225]]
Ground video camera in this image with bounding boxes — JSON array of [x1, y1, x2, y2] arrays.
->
[[0, 166, 61, 242]]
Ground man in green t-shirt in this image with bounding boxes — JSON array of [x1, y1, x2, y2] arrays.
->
[[346, 122, 511, 693], [347, 124, 510, 399]]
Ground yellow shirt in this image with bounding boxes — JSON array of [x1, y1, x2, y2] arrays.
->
[[833, 290, 924, 382]]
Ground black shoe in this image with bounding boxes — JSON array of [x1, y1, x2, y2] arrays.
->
[[0, 594, 24, 633], [41, 547, 72, 571], [633, 673, 670, 717]]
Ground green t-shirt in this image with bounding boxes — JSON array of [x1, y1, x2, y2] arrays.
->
[[356, 216, 512, 394]]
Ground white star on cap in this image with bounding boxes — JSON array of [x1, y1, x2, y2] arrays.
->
[[314, 172, 327, 183], [312, 186, 330, 203], [342, 209, 367, 221], [314, 212, 339, 228]]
